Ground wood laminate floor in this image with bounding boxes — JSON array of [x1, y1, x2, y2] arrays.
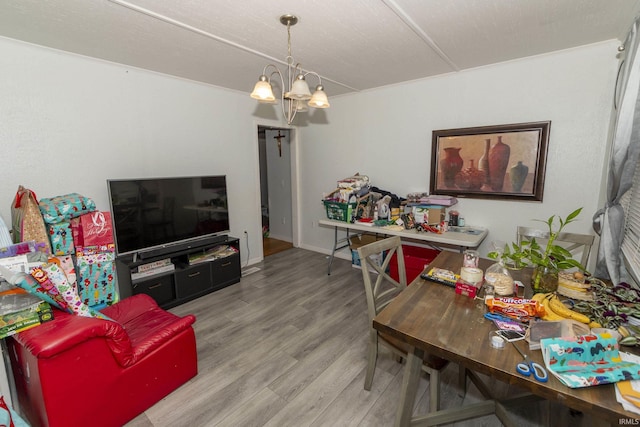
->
[[263, 237, 294, 257], [126, 248, 610, 427]]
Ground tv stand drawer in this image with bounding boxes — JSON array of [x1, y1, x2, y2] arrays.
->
[[175, 264, 213, 298], [132, 275, 176, 307], [212, 253, 240, 288]]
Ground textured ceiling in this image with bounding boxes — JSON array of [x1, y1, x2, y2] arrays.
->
[[0, 0, 639, 97]]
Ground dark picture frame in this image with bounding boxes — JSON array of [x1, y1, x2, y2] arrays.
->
[[429, 121, 550, 201]]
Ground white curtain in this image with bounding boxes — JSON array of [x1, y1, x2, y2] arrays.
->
[[593, 17, 640, 284]]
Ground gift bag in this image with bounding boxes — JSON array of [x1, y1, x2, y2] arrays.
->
[[79, 211, 113, 247], [10, 186, 51, 254]]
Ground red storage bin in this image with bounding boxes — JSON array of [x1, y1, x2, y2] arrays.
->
[[390, 245, 441, 284]]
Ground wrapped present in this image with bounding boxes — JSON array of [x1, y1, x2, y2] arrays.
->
[[38, 193, 96, 224], [47, 221, 75, 256], [69, 216, 83, 248], [76, 252, 118, 307]]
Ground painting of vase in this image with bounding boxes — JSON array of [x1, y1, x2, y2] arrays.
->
[[488, 136, 510, 191], [510, 161, 529, 192], [430, 121, 550, 201], [440, 147, 463, 188]]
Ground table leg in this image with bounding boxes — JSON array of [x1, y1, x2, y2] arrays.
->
[[326, 226, 350, 275], [395, 346, 424, 427]]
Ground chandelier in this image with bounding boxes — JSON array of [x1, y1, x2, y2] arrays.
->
[[250, 14, 330, 125]]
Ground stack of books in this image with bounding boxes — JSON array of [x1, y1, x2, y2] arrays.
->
[[131, 258, 175, 280], [0, 290, 54, 339], [188, 245, 238, 265]]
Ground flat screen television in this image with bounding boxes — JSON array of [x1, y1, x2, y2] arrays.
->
[[107, 175, 230, 257]]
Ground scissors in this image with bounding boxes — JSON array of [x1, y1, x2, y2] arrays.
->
[[510, 341, 548, 382], [484, 312, 514, 323]]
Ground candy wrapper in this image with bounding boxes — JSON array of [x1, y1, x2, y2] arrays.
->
[[487, 297, 543, 322]]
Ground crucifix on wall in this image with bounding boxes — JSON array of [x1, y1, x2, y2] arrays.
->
[[274, 131, 286, 157]]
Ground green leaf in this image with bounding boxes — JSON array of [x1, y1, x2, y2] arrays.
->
[[565, 207, 583, 224]]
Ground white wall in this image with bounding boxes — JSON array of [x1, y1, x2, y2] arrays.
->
[[0, 36, 265, 266], [0, 36, 621, 274], [298, 41, 619, 272]]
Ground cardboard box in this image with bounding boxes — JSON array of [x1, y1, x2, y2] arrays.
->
[[411, 205, 445, 225], [350, 234, 382, 269]]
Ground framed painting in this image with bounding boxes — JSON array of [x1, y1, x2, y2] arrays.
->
[[429, 121, 550, 201]]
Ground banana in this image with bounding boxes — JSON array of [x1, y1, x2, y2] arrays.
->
[[619, 325, 631, 338], [538, 293, 564, 321], [548, 295, 591, 324], [588, 321, 602, 329], [531, 292, 550, 302]]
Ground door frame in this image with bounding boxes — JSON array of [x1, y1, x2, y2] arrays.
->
[[253, 119, 300, 256]]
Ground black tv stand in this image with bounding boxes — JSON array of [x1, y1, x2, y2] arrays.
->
[[115, 235, 241, 309]]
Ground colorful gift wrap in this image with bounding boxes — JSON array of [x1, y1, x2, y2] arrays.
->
[[38, 193, 96, 224], [76, 244, 115, 257], [76, 252, 118, 307], [48, 255, 77, 292], [541, 334, 640, 388], [28, 267, 71, 312], [47, 221, 74, 256], [40, 262, 103, 318]]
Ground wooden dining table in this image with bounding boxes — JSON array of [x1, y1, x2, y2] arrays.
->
[[373, 250, 640, 426]]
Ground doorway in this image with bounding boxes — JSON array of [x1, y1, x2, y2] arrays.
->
[[258, 126, 294, 257]]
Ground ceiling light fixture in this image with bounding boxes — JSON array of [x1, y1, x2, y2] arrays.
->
[[250, 14, 330, 125]]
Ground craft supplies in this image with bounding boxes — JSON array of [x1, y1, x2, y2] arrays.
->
[[448, 210, 459, 226], [455, 280, 480, 298], [489, 331, 505, 349], [484, 283, 495, 304], [512, 341, 548, 383], [460, 267, 483, 284], [421, 268, 459, 288], [462, 250, 479, 268]]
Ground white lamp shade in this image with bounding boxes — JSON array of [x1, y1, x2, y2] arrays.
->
[[308, 86, 330, 108], [250, 80, 276, 102], [295, 100, 308, 112], [288, 77, 312, 100]]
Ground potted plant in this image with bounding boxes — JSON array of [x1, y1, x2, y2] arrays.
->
[[488, 207, 588, 293]]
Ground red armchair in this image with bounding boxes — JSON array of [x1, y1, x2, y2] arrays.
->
[[6, 293, 197, 427]]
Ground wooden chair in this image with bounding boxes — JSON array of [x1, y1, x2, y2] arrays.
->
[[357, 236, 448, 411], [516, 226, 595, 267]]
